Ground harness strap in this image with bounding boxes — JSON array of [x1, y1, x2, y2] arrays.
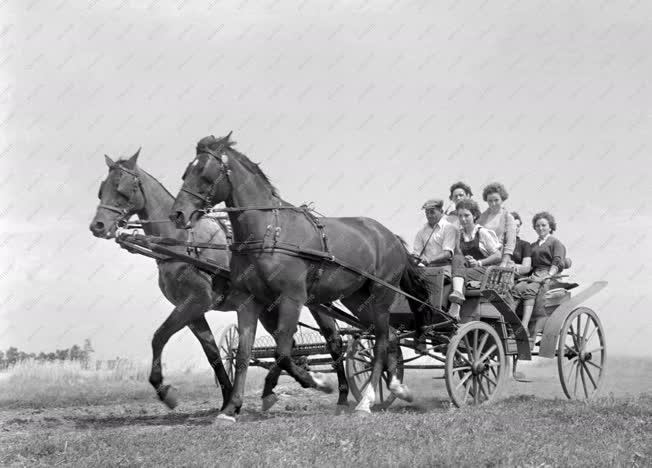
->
[[231, 241, 450, 320]]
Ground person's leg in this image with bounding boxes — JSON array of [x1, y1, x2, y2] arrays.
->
[[449, 255, 467, 311]]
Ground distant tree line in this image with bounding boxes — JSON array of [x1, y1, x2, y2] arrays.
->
[[0, 339, 94, 369]]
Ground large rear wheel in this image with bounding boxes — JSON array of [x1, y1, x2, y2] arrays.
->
[[557, 307, 606, 400], [345, 336, 404, 410], [445, 321, 506, 407]]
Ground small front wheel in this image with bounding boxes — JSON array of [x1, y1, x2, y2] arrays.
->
[[345, 336, 404, 410], [445, 321, 506, 407], [217, 323, 239, 382]]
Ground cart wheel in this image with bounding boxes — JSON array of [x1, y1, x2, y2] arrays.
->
[[445, 321, 506, 407], [218, 323, 239, 382], [557, 307, 606, 400], [345, 336, 404, 410]]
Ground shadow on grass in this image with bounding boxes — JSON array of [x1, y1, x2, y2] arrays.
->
[[71, 408, 221, 429]]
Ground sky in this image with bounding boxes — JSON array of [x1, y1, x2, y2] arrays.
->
[[1, 0, 651, 365]]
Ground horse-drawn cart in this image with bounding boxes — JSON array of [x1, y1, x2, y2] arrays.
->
[[118, 228, 606, 409], [217, 265, 606, 408]]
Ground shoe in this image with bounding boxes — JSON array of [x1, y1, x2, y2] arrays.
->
[[448, 290, 465, 305]]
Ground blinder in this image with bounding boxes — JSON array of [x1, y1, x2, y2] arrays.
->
[[180, 150, 231, 209]]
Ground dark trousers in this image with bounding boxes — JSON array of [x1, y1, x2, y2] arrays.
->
[[451, 254, 487, 282]]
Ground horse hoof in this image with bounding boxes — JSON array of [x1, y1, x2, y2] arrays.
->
[[390, 384, 414, 403], [214, 413, 236, 424], [353, 408, 371, 417], [310, 371, 335, 394], [261, 394, 279, 412], [334, 404, 349, 416], [159, 385, 179, 409]]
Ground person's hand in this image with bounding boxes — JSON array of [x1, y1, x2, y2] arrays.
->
[[535, 273, 552, 283], [467, 258, 479, 267]]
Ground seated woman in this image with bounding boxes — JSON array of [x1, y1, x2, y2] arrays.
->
[[477, 182, 516, 267], [512, 211, 567, 331], [447, 199, 503, 320], [444, 181, 473, 227], [509, 211, 532, 276]]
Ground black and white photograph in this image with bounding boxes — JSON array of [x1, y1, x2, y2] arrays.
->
[[1, 0, 651, 466]]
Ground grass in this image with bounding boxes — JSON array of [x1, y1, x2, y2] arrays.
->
[[0, 356, 651, 467]]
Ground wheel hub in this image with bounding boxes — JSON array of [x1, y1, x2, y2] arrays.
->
[[471, 360, 485, 374]]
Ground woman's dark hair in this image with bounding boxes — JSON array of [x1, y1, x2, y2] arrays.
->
[[449, 181, 473, 200], [455, 199, 481, 221], [532, 211, 557, 233], [482, 182, 509, 202], [511, 211, 521, 224]]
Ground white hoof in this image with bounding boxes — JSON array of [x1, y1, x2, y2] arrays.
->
[[353, 407, 372, 417], [214, 413, 236, 424], [261, 394, 279, 412], [389, 377, 414, 403], [309, 371, 335, 394]]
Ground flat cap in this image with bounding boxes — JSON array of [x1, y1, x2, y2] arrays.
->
[[422, 198, 444, 210]]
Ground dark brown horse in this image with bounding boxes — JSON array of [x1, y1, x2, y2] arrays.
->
[[170, 133, 431, 421], [90, 149, 349, 412]]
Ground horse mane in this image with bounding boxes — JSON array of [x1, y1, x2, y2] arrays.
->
[[116, 158, 174, 199], [196, 133, 280, 198]]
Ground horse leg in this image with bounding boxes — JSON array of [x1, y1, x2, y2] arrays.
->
[[149, 301, 209, 409], [354, 287, 400, 414], [273, 296, 335, 394], [308, 304, 349, 413], [216, 298, 261, 422], [257, 310, 284, 411], [386, 325, 412, 402], [186, 316, 232, 410]]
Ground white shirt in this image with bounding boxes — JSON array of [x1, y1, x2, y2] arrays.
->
[[413, 217, 458, 263], [460, 225, 502, 258]]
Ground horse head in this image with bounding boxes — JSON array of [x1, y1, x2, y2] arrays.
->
[[170, 132, 235, 229], [89, 148, 144, 238]]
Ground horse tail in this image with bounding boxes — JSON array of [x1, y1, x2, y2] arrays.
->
[[396, 236, 432, 332]]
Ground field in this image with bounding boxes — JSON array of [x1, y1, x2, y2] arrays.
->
[[1, 356, 651, 467]]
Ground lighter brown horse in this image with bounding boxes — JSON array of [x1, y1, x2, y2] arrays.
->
[[170, 133, 431, 421], [90, 149, 349, 412]]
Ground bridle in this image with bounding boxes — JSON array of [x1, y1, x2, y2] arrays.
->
[[179, 148, 232, 212], [98, 164, 145, 227]]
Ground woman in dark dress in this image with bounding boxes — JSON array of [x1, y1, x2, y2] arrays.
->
[[447, 199, 503, 320], [512, 212, 567, 330], [510, 212, 532, 276]]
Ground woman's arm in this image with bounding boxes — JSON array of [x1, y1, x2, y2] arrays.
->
[[517, 256, 532, 275], [500, 211, 517, 265], [479, 249, 502, 267], [550, 238, 566, 273], [475, 228, 503, 267]]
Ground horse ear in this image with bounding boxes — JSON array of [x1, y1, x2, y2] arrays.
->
[[104, 155, 115, 167], [128, 147, 141, 164], [226, 131, 233, 142]]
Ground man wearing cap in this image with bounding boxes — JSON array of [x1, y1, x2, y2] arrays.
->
[[413, 199, 458, 271]]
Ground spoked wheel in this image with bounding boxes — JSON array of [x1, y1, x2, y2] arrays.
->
[[557, 307, 606, 400], [345, 336, 404, 410], [217, 323, 239, 382], [445, 321, 506, 407]]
